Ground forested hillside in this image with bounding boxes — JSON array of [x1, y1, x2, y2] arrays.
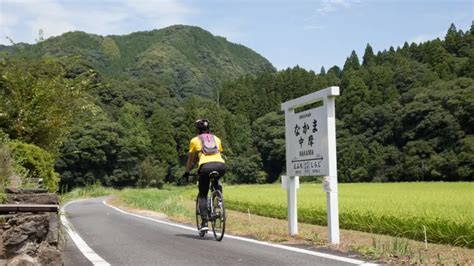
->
[[220, 23, 474, 183], [2, 25, 274, 100], [0, 24, 472, 192]]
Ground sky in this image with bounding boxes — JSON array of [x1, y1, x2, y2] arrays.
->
[[0, 0, 472, 72]]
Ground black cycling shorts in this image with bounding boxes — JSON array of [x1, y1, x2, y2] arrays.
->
[[198, 162, 226, 197]]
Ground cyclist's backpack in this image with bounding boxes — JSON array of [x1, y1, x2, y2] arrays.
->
[[198, 133, 219, 155]]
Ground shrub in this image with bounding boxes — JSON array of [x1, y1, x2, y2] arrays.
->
[[8, 141, 60, 192], [0, 131, 12, 192], [137, 156, 166, 189]]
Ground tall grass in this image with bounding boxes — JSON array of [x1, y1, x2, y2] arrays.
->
[[117, 188, 193, 218], [60, 182, 116, 203], [223, 182, 474, 248]]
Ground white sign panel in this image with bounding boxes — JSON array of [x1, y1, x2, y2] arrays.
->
[[281, 86, 340, 243], [286, 105, 328, 176]]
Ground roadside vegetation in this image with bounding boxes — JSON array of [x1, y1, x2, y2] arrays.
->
[[59, 182, 116, 204], [223, 182, 474, 248], [107, 185, 473, 264], [1, 22, 472, 264], [116, 187, 193, 219], [58, 182, 474, 249], [2, 24, 472, 194]]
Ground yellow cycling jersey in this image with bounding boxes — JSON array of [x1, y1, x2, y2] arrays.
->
[[189, 134, 225, 167]]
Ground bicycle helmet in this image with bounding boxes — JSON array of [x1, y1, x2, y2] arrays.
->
[[195, 119, 210, 133]]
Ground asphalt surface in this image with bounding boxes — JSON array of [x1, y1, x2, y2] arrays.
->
[[62, 198, 370, 266]]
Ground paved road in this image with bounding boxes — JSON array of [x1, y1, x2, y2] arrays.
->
[[62, 198, 372, 266]]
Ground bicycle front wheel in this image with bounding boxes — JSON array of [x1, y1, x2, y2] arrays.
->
[[210, 190, 225, 241]]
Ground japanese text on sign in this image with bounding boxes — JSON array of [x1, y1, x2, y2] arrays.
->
[[286, 106, 328, 176]]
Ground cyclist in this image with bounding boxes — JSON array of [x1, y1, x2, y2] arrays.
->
[[182, 119, 226, 232]]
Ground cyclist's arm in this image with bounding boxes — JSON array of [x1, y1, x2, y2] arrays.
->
[[185, 151, 197, 173]]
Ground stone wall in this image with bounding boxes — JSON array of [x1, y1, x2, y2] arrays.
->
[[0, 190, 62, 265]]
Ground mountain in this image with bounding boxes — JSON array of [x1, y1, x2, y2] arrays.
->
[[6, 25, 275, 99]]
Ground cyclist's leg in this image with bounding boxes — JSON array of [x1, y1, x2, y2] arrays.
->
[[210, 162, 226, 193], [198, 165, 211, 222]]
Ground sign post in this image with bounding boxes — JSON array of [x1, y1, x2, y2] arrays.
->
[[281, 175, 299, 235], [281, 86, 340, 244]]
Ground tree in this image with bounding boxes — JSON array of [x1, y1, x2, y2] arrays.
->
[[327, 65, 342, 78], [0, 55, 96, 153], [8, 141, 60, 192], [444, 23, 467, 56], [137, 156, 166, 188], [226, 148, 266, 184], [362, 43, 376, 66], [337, 75, 370, 118], [252, 112, 285, 182], [320, 66, 326, 75], [0, 131, 13, 187], [336, 133, 371, 182], [456, 135, 474, 181], [56, 116, 123, 189], [223, 113, 252, 156], [343, 50, 360, 71], [148, 106, 178, 181], [115, 103, 151, 186]]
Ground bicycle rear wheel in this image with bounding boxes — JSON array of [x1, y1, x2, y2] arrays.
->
[[195, 195, 206, 237], [210, 190, 225, 241]]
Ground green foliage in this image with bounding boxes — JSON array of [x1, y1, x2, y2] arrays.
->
[[0, 55, 96, 153], [137, 156, 165, 189], [0, 132, 12, 189], [61, 181, 116, 203], [3, 23, 473, 190], [227, 148, 267, 184], [224, 183, 474, 248], [118, 188, 193, 218], [252, 112, 285, 182], [56, 116, 124, 189], [363, 44, 376, 66], [343, 50, 361, 71], [220, 23, 473, 183], [8, 141, 60, 192], [0, 130, 8, 144], [21, 25, 274, 100], [148, 106, 178, 168], [101, 37, 120, 60]]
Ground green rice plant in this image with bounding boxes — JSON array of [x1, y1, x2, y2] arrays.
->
[[222, 182, 474, 248]]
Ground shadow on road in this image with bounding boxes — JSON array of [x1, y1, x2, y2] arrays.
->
[[175, 234, 211, 240]]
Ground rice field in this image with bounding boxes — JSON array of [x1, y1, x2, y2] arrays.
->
[[223, 182, 474, 248]]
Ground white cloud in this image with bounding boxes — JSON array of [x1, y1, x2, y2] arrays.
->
[[126, 0, 191, 17], [410, 30, 446, 44], [30, 18, 75, 41], [303, 0, 360, 31], [0, 0, 193, 45], [317, 0, 359, 15], [0, 12, 19, 43], [123, 0, 193, 29], [303, 25, 324, 31], [207, 23, 246, 43]]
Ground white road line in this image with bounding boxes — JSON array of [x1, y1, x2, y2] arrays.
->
[[102, 199, 377, 265], [61, 200, 110, 266]]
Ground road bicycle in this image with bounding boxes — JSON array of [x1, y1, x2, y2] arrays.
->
[[192, 171, 226, 241]]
